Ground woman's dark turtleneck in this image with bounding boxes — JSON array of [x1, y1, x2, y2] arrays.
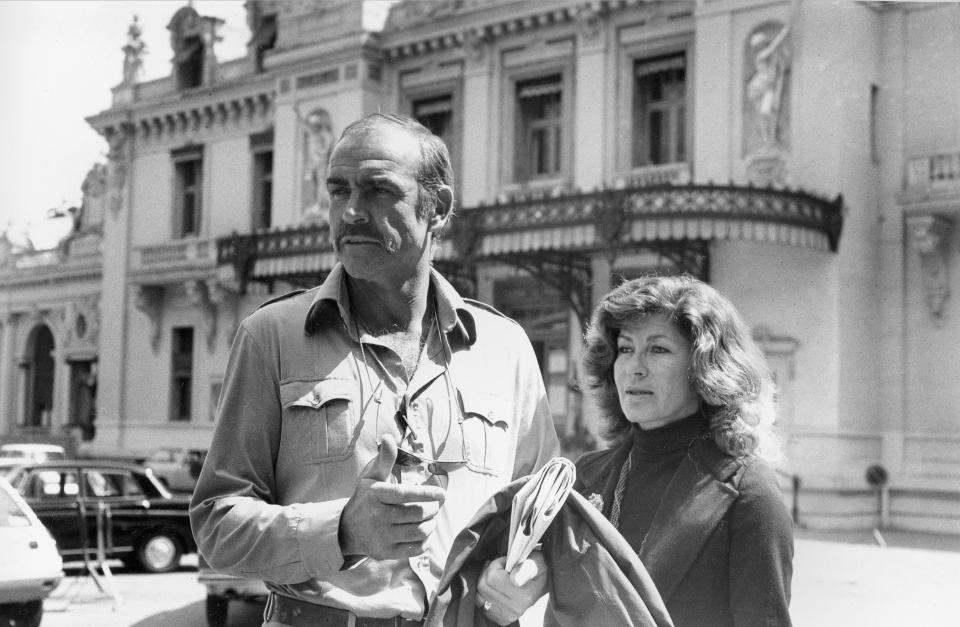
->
[[618, 411, 709, 551]]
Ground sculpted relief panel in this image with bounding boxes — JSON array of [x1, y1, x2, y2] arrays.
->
[[743, 21, 791, 186], [301, 107, 334, 225]]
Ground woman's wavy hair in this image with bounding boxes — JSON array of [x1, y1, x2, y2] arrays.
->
[[581, 274, 782, 463]]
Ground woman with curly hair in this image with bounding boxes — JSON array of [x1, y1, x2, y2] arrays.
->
[[574, 274, 793, 626]]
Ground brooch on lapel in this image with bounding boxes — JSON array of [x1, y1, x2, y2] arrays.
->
[[586, 493, 604, 512]]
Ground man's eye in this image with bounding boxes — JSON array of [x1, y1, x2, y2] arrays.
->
[[328, 186, 349, 197], [617, 346, 632, 354]]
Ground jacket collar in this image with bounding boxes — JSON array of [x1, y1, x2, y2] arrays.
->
[[578, 432, 745, 602], [302, 263, 476, 347], [638, 437, 744, 601]]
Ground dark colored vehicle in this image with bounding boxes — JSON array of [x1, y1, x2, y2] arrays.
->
[[4, 460, 196, 573]]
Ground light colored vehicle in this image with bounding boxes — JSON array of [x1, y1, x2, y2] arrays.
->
[[0, 443, 66, 463], [0, 476, 64, 627], [143, 447, 206, 493], [198, 554, 268, 627]]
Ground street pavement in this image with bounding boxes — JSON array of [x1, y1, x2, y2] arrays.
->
[[38, 529, 960, 626]]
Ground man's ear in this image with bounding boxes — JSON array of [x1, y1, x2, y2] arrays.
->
[[428, 185, 454, 232]]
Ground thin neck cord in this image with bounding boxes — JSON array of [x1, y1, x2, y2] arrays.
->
[[352, 317, 383, 422], [432, 298, 455, 454], [610, 449, 633, 530]]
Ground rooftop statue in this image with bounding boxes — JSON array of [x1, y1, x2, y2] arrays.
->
[[122, 15, 147, 84]]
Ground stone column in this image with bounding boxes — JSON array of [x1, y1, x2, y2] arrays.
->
[[0, 312, 16, 435], [572, 6, 607, 191], [460, 29, 494, 207]]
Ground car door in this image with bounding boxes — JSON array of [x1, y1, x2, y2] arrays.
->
[[82, 468, 146, 556], [17, 467, 84, 559]]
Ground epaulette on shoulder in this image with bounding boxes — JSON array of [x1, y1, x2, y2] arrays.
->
[[256, 289, 308, 311], [463, 297, 514, 322]]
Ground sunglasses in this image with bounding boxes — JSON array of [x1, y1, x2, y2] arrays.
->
[[388, 445, 451, 490]]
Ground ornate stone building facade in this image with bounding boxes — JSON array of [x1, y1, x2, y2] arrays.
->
[[2, 0, 958, 533]]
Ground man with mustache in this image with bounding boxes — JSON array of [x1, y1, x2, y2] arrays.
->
[[191, 113, 560, 627]]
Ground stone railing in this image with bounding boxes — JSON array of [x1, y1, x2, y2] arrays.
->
[[616, 162, 692, 188], [133, 238, 215, 271]]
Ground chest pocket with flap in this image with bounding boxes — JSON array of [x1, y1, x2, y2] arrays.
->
[[280, 378, 359, 463], [457, 386, 512, 476]]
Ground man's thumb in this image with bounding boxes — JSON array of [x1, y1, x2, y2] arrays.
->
[[362, 433, 398, 482]]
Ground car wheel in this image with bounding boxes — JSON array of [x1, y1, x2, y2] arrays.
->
[[0, 600, 43, 627], [136, 530, 182, 573], [205, 594, 230, 627]]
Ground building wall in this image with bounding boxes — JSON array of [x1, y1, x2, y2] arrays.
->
[[3, 0, 957, 529], [896, 4, 960, 491]]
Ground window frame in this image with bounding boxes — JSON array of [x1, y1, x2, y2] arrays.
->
[[632, 52, 688, 167], [169, 327, 195, 422], [171, 145, 204, 239], [250, 129, 274, 231], [400, 79, 463, 202], [502, 65, 573, 188], [616, 34, 693, 178]]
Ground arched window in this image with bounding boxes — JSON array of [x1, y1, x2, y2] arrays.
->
[[22, 325, 55, 428]]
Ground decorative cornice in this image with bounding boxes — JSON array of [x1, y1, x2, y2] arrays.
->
[[383, 0, 652, 61], [0, 261, 102, 287], [89, 89, 274, 148], [132, 93, 274, 145]]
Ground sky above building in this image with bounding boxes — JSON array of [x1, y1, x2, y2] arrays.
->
[[0, 0, 249, 248]]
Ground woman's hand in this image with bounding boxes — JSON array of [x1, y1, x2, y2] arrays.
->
[[475, 551, 548, 625]]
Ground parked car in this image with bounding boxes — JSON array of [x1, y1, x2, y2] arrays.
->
[[4, 460, 195, 573], [143, 447, 206, 492], [0, 443, 66, 463], [0, 477, 64, 627], [198, 554, 268, 627]]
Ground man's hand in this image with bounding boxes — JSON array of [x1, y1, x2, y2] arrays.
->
[[339, 434, 446, 560], [476, 551, 548, 625]]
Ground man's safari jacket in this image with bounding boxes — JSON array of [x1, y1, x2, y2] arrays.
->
[[190, 264, 560, 619]]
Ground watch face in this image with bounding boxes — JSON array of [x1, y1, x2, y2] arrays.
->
[[75, 314, 87, 338]]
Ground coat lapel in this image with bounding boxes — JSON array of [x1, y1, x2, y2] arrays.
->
[[638, 438, 744, 602], [575, 436, 633, 520]]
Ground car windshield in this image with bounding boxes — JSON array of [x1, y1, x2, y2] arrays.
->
[[0, 488, 31, 527]]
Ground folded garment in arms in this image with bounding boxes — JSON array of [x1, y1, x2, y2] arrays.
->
[[505, 456, 576, 572]]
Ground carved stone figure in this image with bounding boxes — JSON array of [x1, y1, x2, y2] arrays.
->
[[106, 130, 129, 217], [0, 234, 13, 270], [575, 4, 602, 41], [301, 108, 334, 224], [907, 214, 954, 324], [122, 15, 147, 84], [745, 22, 791, 154], [80, 163, 108, 230]]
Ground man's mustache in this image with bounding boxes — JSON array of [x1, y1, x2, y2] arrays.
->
[[335, 225, 386, 248]]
